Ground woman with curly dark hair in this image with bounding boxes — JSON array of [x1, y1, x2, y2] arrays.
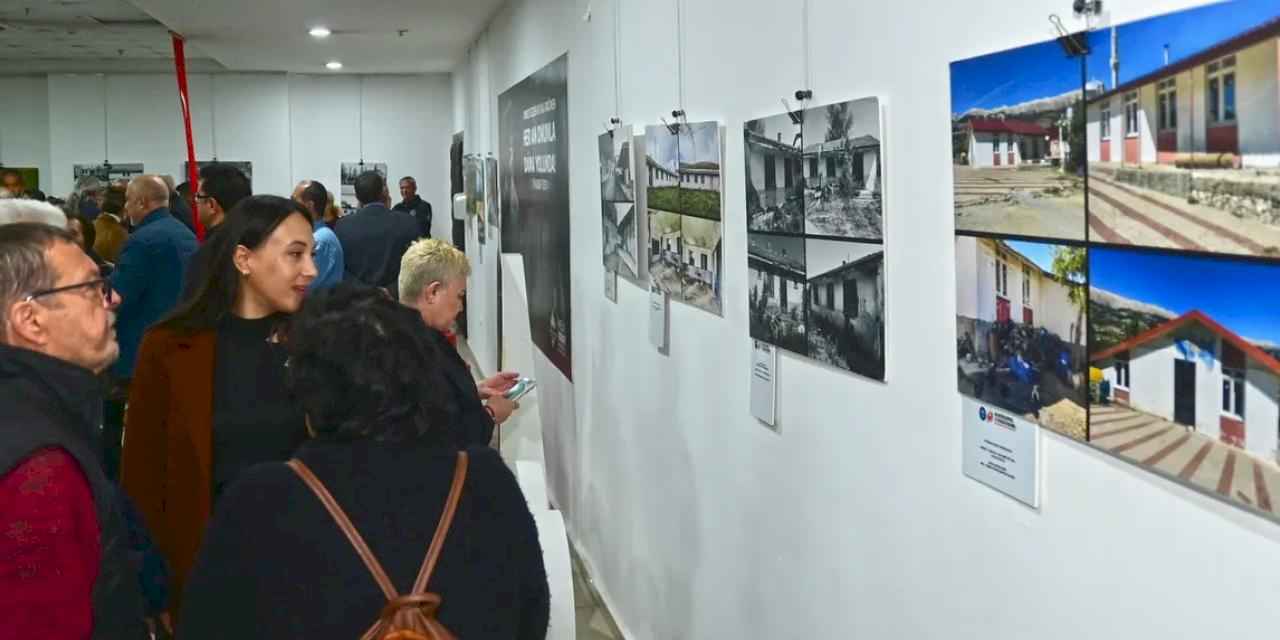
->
[[178, 283, 550, 639]]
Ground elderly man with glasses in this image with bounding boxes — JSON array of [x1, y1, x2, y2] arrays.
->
[[0, 220, 149, 638]]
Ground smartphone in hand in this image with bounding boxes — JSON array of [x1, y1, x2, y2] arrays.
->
[[504, 377, 537, 401]]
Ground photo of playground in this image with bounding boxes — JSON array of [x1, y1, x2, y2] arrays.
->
[[1088, 245, 1280, 521], [951, 36, 1090, 241], [1084, 4, 1280, 258], [955, 235, 1088, 439]]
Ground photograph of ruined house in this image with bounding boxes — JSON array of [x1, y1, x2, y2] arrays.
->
[[649, 209, 683, 296], [600, 127, 638, 280], [1088, 246, 1280, 520], [681, 216, 722, 315], [1084, 2, 1280, 257], [677, 121, 723, 314], [951, 38, 1091, 241], [805, 239, 885, 380], [955, 236, 1088, 439], [749, 233, 807, 356], [745, 111, 804, 233], [603, 201, 638, 280], [599, 126, 634, 203], [802, 98, 883, 240]]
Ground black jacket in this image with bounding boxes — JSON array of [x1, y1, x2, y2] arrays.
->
[[0, 345, 147, 639], [334, 203, 421, 297], [179, 223, 227, 304], [393, 195, 433, 239], [179, 440, 549, 639], [426, 327, 495, 447]]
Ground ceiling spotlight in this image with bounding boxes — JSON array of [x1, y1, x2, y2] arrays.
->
[[325, 60, 343, 70], [309, 26, 331, 38]]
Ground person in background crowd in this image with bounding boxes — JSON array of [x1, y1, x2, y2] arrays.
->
[[393, 175, 433, 239], [94, 185, 129, 264], [334, 171, 419, 297], [29, 189, 47, 202], [399, 238, 518, 447], [161, 174, 197, 236], [66, 213, 108, 270], [324, 190, 341, 228], [73, 175, 105, 221], [122, 195, 316, 616], [1, 169, 31, 199], [178, 283, 550, 639], [0, 197, 66, 227], [0, 222, 149, 639], [292, 180, 344, 291], [182, 163, 252, 301], [104, 176, 197, 481]]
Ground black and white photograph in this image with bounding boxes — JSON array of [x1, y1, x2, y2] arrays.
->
[[649, 209, 683, 296], [183, 161, 253, 188], [603, 200, 639, 280], [802, 97, 883, 239], [599, 125, 634, 203], [485, 155, 499, 232], [805, 239, 886, 380], [73, 163, 145, 183], [680, 216, 722, 315], [749, 233, 807, 356], [745, 111, 803, 234], [339, 161, 387, 212]]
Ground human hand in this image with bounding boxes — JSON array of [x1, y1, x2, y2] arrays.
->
[[486, 395, 518, 424], [478, 371, 520, 399]]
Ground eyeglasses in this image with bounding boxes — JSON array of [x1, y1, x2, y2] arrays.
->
[[23, 278, 113, 303], [194, 193, 215, 202]]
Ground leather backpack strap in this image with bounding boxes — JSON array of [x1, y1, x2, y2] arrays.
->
[[411, 451, 469, 594], [287, 459, 399, 601]]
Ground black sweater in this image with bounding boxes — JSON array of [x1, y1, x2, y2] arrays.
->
[[177, 439, 549, 639]]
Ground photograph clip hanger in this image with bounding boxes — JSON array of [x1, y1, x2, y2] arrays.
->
[[662, 109, 686, 135], [605, 116, 621, 137]]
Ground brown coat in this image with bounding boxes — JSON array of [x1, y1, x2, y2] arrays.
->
[[120, 327, 216, 614], [93, 214, 128, 263]]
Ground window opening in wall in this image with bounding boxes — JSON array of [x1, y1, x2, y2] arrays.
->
[[826, 282, 835, 310], [1157, 78, 1177, 131], [1124, 92, 1139, 136], [1100, 102, 1112, 139], [1115, 361, 1130, 388], [1022, 265, 1031, 306], [764, 153, 777, 190], [995, 251, 1009, 298], [1207, 56, 1236, 124], [1223, 367, 1245, 418]]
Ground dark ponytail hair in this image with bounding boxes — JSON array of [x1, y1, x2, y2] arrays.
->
[[160, 194, 312, 332]]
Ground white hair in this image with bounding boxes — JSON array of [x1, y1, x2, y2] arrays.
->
[[0, 199, 69, 228]]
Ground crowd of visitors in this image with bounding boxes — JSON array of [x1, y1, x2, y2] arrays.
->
[[0, 165, 547, 639]]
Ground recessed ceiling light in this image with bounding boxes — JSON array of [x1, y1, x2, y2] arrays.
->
[[309, 26, 331, 38], [325, 60, 343, 70]]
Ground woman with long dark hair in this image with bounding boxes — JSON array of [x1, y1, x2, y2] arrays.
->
[[120, 195, 317, 614]]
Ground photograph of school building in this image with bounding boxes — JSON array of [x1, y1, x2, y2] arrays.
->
[[955, 235, 1087, 439], [749, 233, 808, 356], [1088, 245, 1280, 520], [1085, 6, 1280, 257], [806, 239, 885, 380], [801, 98, 883, 240], [745, 112, 804, 234], [950, 37, 1091, 241]]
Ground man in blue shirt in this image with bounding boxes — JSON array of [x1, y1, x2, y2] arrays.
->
[[104, 175, 196, 478], [292, 180, 344, 291]]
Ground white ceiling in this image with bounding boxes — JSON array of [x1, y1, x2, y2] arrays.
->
[[0, 0, 503, 74], [129, 0, 506, 74]]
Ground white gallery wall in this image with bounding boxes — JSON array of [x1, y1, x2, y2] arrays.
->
[[452, 0, 1280, 638], [6, 72, 453, 240]]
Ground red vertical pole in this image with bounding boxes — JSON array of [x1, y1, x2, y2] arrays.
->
[[171, 32, 204, 240]]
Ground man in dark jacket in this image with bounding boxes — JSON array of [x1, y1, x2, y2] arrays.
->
[[397, 238, 518, 446], [181, 163, 251, 301], [335, 171, 420, 298], [105, 176, 197, 482], [0, 222, 148, 639], [392, 175, 433, 238]]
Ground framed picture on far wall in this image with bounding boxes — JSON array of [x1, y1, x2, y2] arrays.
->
[[0, 167, 40, 198], [182, 161, 253, 189], [339, 162, 387, 213]]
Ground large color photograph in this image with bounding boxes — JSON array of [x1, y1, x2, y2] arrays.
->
[[950, 38, 1088, 241], [1089, 247, 1280, 521], [1084, 1, 1280, 257], [499, 53, 572, 379]]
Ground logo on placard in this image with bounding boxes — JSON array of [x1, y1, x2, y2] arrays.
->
[[977, 405, 1015, 430], [978, 407, 988, 422]]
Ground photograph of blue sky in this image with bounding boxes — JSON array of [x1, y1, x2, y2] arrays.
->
[[950, 38, 1079, 116], [646, 124, 679, 175], [1091, 247, 1280, 344], [1007, 241, 1084, 283], [1085, 0, 1280, 91]]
